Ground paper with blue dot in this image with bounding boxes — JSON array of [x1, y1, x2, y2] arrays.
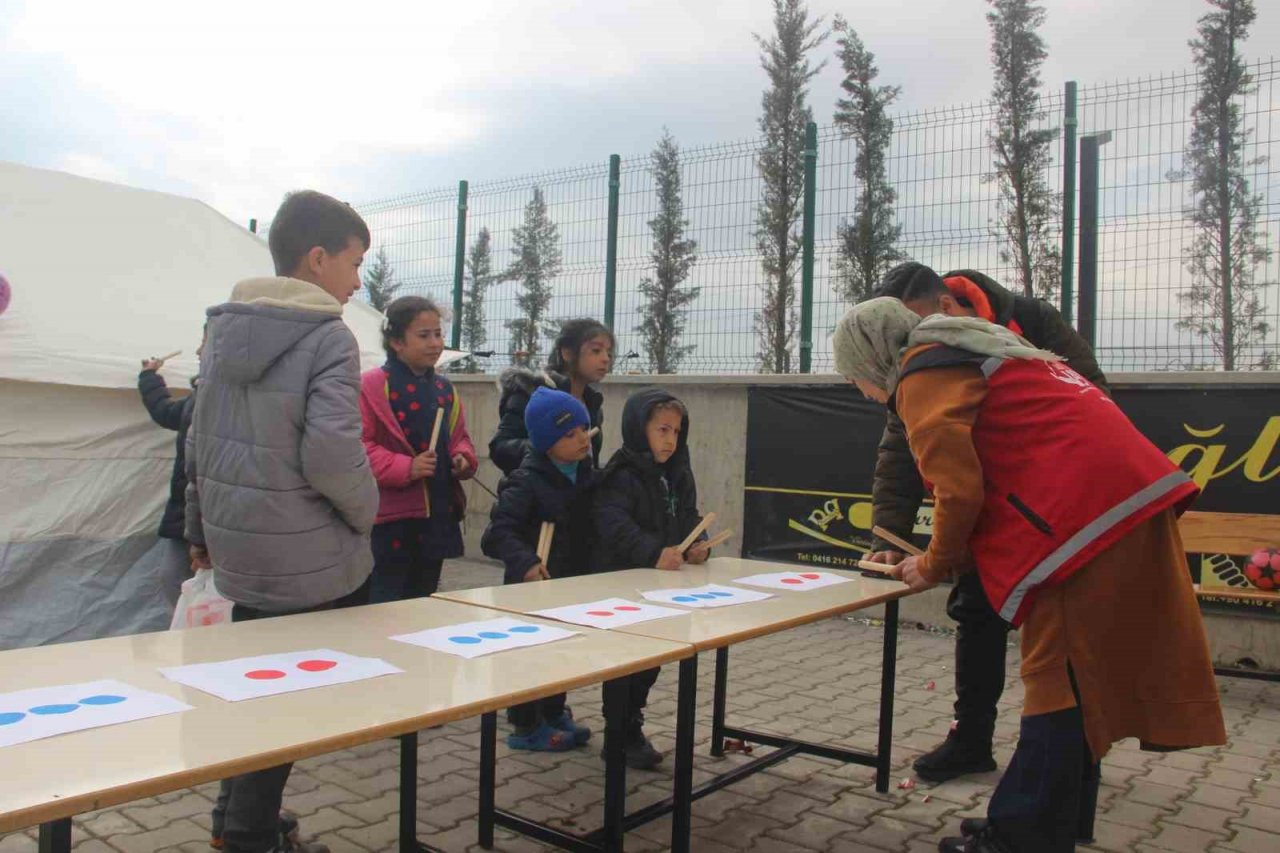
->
[[640, 583, 775, 608], [389, 618, 580, 659], [0, 679, 192, 749]]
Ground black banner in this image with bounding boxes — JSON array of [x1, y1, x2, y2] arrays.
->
[[742, 383, 1280, 616]]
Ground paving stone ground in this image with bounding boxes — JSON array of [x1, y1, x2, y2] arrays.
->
[[3, 559, 1278, 852]]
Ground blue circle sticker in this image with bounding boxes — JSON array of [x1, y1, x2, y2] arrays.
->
[[693, 593, 716, 599], [477, 632, 509, 640], [0, 712, 25, 726], [673, 595, 697, 603], [508, 626, 540, 633], [448, 636, 482, 645], [710, 591, 734, 598], [29, 704, 78, 715], [79, 695, 127, 706]]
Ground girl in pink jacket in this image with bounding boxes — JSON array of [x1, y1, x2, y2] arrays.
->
[[359, 296, 478, 602]]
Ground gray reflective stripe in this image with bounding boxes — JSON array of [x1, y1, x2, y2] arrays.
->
[[981, 357, 1006, 377], [998, 470, 1195, 621]]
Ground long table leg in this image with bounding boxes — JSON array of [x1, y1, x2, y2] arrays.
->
[[38, 818, 71, 853], [600, 677, 629, 853], [671, 655, 698, 853], [710, 647, 728, 757], [875, 599, 900, 794], [479, 712, 497, 849], [397, 732, 441, 853]]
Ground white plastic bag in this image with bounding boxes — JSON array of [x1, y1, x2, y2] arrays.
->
[[169, 570, 234, 630]]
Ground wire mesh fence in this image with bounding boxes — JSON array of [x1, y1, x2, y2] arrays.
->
[[354, 58, 1279, 375]]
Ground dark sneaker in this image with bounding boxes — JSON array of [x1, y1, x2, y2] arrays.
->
[[912, 733, 997, 782], [600, 717, 664, 770], [938, 824, 1015, 852], [272, 812, 328, 853]]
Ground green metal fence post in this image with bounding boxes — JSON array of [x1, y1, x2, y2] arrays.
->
[[451, 180, 468, 350], [799, 122, 818, 374], [1061, 81, 1078, 324], [604, 155, 620, 330]]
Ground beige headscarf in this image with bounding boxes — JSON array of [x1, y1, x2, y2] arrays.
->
[[831, 297, 1061, 391]]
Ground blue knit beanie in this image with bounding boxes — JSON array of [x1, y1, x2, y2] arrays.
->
[[524, 386, 590, 453]]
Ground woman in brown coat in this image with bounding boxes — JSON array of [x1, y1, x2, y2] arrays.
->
[[832, 298, 1225, 853]]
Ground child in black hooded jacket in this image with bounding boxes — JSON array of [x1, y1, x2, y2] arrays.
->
[[592, 388, 711, 768]]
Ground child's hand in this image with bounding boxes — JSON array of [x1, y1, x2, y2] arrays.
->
[[656, 547, 684, 571], [686, 541, 711, 565], [451, 454, 471, 477], [523, 563, 550, 582], [867, 550, 907, 565], [189, 544, 211, 571], [411, 451, 437, 479]]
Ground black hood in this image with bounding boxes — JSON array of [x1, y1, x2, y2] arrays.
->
[[618, 387, 690, 471]]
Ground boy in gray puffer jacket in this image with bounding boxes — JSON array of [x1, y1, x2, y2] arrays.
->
[[185, 190, 378, 853]]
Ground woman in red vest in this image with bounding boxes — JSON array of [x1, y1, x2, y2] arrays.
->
[[833, 298, 1225, 853]]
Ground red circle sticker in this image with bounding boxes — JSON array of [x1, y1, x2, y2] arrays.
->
[[587, 610, 615, 617], [245, 669, 286, 680], [297, 659, 337, 672], [615, 605, 641, 612], [781, 578, 804, 585], [800, 573, 821, 580]]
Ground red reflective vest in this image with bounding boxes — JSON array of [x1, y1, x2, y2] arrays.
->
[[896, 346, 1198, 626]]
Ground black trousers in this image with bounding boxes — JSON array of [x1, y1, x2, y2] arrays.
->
[[508, 693, 568, 731], [947, 571, 1011, 745], [214, 594, 364, 851], [987, 704, 1101, 851], [601, 666, 660, 719]]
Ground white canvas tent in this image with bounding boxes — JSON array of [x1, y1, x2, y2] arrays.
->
[[0, 161, 446, 648]]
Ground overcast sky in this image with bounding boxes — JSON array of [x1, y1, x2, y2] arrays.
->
[[2, 0, 1276, 227]]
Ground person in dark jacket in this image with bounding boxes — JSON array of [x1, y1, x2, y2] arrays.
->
[[136, 340, 203, 610], [481, 387, 597, 752], [592, 388, 711, 768], [867, 262, 1109, 784], [488, 318, 613, 475]]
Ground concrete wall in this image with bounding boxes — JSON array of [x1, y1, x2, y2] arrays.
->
[[451, 371, 1280, 670]]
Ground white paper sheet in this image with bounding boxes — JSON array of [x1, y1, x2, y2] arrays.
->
[[158, 649, 402, 702], [731, 570, 853, 591], [390, 618, 580, 659], [641, 583, 774, 608], [531, 597, 689, 630], [0, 679, 192, 749]]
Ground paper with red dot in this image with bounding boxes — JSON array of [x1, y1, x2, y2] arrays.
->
[[732, 570, 854, 592], [531, 597, 689, 630], [158, 649, 402, 702]]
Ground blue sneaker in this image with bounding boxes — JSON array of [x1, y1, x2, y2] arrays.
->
[[549, 708, 592, 746]]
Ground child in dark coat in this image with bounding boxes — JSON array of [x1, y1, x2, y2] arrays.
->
[[480, 387, 597, 751], [593, 388, 711, 768]]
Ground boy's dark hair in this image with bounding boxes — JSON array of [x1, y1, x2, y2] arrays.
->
[[648, 399, 687, 420], [382, 295, 444, 357], [872, 261, 942, 302], [901, 271, 951, 306], [546, 318, 615, 375], [268, 190, 371, 276]]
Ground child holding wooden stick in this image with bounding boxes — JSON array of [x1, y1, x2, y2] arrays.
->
[[481, 387, 596, 751], [359, 296, 477, 603], [592, 389, 712, 768]]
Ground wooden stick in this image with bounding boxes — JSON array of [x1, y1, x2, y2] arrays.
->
[[586, 426, 600, 438], [704, 529, 734, 550], [428, 407, 445, 452], [856, 559, 897, 576], [158, 350, 183, 362], [871, 525, 924, 557], [678, 512, 717, 553], [535, 521, 549, 561], [537, 522, 555, 568]]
